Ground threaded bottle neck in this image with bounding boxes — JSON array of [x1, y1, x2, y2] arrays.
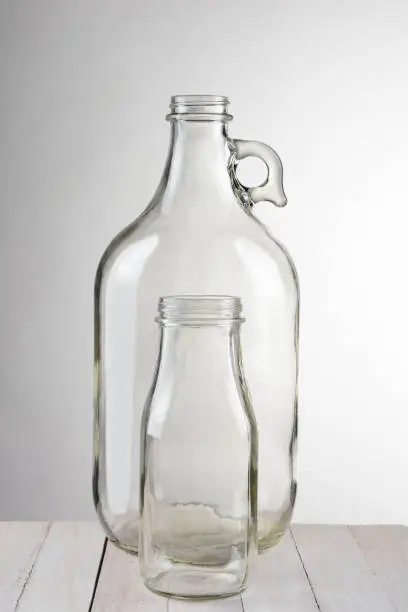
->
[[157, 295, 244, 326], [167, 95, 233, 122]]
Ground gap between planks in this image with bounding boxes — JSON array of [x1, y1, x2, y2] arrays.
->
[[4, 523, 407, 612], [291, 525, 403, 612], [14, 522, 105, 612], [0, 521, 50, 612], [91, 531, 319, 612], [91, 541, 245, 611]]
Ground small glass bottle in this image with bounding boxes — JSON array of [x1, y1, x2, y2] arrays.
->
[[139, 296, 258, 600]]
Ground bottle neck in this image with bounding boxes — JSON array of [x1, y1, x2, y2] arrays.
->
[[159, 120, 236, 212], [157, 323, 241, 386]]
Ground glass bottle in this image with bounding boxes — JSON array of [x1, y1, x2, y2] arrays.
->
[[93, 95, 299, 554], [139, 296, 257, 599]]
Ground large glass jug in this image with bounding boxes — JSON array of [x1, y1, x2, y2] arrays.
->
[[93, 95, 299, 554]]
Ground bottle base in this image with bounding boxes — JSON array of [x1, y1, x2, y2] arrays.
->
[[109, 537, 138, 555], [258, 527, 285, 553], [101, 506, 294, 556], [144, 568, 247, 600]]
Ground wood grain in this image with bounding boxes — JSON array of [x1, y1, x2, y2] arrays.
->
[[351, 525, 408, 611], [2, 523, 407, 611], [0, 522, 49, 611], [242, 532, 319, 612], [16, 522, 104, 612], [292, 525, 396, 612], [91, 541, 167, 611]]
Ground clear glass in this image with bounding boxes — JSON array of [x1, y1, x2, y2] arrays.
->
[[93, 95, 299, 554], [139, 296, 257, 599]]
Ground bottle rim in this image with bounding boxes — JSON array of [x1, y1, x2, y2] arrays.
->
[[157, 295, 244, 326], [167, 95, 233, 122]]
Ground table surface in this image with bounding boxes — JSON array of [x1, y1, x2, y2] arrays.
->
[[1, 523, 407, 611]]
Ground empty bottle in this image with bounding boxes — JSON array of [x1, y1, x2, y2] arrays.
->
[[93, 95, 299, 554], [139, 296, 258, 599]]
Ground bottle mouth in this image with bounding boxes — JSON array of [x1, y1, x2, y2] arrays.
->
[[157, 295, 244, 325], [167, 95, 233, 122]]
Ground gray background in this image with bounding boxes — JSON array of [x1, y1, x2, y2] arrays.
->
[[2, 0, 408, 522]]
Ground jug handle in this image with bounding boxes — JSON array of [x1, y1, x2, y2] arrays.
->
[[228, 139, 287, 209]]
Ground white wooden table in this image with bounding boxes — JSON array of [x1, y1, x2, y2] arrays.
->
[[1, 523, 407, 611]]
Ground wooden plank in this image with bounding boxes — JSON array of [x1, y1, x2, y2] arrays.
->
[[0, 522, 49, 611], [292, 525, 396, 612], [91, 541, 167, 611], [351, 525, 408, 611], [3, 522, 406, 612], [16, 522, 104, 612], [242, 532, 319, 612]]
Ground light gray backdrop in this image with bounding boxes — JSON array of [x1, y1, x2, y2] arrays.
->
[[2, 0, 408, 522]]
